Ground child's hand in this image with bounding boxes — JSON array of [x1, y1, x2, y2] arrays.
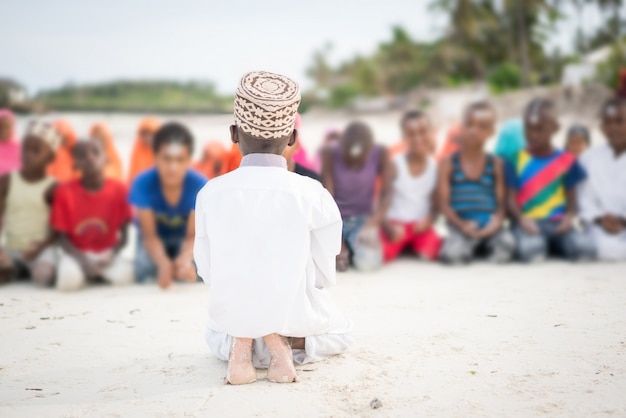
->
[[356, 226, 381, 247], [555, 214, 574, 234], [364, 216, 380, 229], [174, 256, 197, 282], [413, 217, 433, 234], [157, 262, 174, 289], [520, 217, 540, 235], [460, 221, 480, 239], [599, 214, 625, 235], [384, 222, 404, 243], [0, 249, 12, 270], [476, 215, 502, 239]]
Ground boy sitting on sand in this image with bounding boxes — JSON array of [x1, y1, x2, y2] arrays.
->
[[194, 71, 352, 385], [0, 122, 59, 285], [577, 98, 626, 261], [506, 99, 594, 262], [438, 102, 515, 264], [381, 110, 442, 262], [129, 123, 207, 288], [321, 121, 393, 271], [51, 137, 134, 291]]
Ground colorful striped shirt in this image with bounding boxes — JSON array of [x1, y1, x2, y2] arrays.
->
[[505, 149, 586, 220], [449, 153, 497, 228]]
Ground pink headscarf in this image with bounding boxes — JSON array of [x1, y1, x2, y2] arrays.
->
[[0, 109, 21, 175], [292, 113, 315, 170]]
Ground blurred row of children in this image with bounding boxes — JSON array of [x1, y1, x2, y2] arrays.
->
[[0, 96, 625, 290]]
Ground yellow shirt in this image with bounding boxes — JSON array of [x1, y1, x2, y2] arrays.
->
[[3, 172, 54, 251]]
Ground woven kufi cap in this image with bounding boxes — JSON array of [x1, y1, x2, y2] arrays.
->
[[234, 71, 301, 140], [26, 121, 62, 151]]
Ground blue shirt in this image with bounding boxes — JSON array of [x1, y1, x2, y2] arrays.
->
[[129, 168, 208, 240]]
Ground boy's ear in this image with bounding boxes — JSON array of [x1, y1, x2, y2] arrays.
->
[[288, 129, 298, 147], [230, 125, 239, 144]]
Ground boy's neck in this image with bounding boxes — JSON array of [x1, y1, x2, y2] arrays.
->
[[612, 143, 626, 157], [459, 146, 484, 159], [19, 168, 47, 182], [528, 145, 553, 157], [81, 173, 105, 191], [406, 151, 427, 164]]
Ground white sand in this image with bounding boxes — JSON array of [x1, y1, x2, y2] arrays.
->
[[2, 261, 626, 417]]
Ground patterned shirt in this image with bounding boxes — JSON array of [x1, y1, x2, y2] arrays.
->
[[505, 149, 586, 220]]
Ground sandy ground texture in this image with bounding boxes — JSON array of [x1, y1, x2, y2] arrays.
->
[[1, 260, 625, 417]]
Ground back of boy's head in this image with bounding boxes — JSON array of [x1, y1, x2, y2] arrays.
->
[[234, 71, 301, 141], [524, 98, 556, 125], [153, 122, 194, 154]]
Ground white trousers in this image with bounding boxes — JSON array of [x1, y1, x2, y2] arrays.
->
[[588, 225, 626, 261], [56, 252, 134, 292], [205, 328, 353, 369]]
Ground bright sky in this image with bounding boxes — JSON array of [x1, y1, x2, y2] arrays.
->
[[0, 0, 608, 95]]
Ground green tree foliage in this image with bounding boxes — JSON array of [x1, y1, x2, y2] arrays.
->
[[36, 80, 233, 113], [307, 0, 572, 107]]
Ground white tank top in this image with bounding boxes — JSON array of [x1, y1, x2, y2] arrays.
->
[[3, 172, 55, 251], [387, 154, 437, 223]]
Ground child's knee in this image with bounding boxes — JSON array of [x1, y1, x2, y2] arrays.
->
[[565, 231, 596, 261], [104, 258, 134, 286], [353, 249, 382, 271], [439, 238, 469, 264], [516, 232, 547, 262], [56, 256, 86, 292]]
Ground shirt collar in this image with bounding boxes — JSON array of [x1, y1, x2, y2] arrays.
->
[[240, 153, 287, 169]]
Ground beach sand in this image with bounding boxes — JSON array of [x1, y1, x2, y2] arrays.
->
[[1, 260, 625, 417]]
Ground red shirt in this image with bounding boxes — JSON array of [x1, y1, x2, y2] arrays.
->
[[51, 179, 131, 251]]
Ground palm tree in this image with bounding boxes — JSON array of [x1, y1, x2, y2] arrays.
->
[[592, 0, 624, 53], [429, 0, 499, 80]]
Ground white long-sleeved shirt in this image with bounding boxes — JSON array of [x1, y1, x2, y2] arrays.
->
[[194, 153, 347, 339], [578, 144, 626, 223]]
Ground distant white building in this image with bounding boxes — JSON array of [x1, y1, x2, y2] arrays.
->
[[0, 78, 28, 106], [561, 46, 612, 88]]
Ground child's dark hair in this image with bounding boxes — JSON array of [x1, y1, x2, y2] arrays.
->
[[153, 122, 194, 154], [466, 100, 495, 114], [525, 98, 555, 121], [600, 96, 626, 116], [567, 124, 590, 145], [400, 110, 427, 128], [72, 136, 102, 157]]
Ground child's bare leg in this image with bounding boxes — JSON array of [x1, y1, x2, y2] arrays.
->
[[264, 334, 299, 383], [226, 337, 256, 385], [0, 251, 13, 283], [290, 337, 305, 350]]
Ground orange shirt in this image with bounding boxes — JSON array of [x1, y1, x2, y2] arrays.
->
[[47, 119, 79, 182]]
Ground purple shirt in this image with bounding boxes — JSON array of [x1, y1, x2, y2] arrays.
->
[[332, 145, 381, 218]]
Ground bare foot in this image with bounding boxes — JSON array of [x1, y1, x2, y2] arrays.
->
[[264, 334, 299, 383], [225, 338, 256, 385], [336, 251, 349, 272]]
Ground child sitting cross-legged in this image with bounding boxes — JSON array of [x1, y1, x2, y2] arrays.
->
[[51, 137, 134, 291]]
